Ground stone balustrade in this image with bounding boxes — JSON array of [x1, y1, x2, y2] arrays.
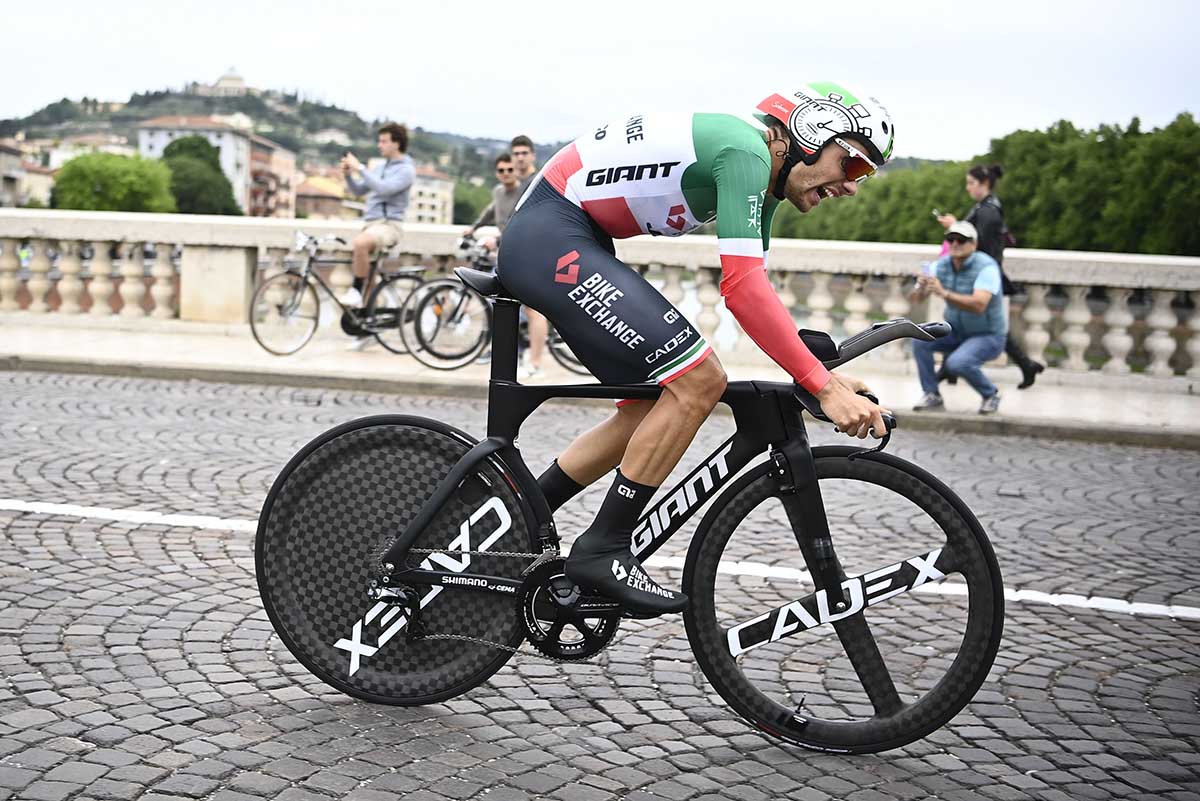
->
[[2, 208, 1198, 382]]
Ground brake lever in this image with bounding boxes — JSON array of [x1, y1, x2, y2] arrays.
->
[[794, 388, 896, 447]]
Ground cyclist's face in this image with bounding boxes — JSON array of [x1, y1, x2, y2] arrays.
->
[[511, 147, 534, 173], [783, 141, 861, 213], [496, 161, 518, 187], [378, 133, 401, 159]]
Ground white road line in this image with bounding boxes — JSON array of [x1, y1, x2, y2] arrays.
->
[[3, 498, 1198, 622], [0, 499, 256, 533]]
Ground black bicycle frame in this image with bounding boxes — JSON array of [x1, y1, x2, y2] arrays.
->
[[290, 251, 394, 318], [381, 296, 849, 608]]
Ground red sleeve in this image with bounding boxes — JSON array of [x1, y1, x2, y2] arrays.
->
[[721, 262, 831, 394]]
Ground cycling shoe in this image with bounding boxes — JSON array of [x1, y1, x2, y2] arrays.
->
[[564, 548, 688, 615]]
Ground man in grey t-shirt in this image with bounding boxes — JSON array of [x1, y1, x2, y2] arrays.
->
[[465, 153, 523, 237]]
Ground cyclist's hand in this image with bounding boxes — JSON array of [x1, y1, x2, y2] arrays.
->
[[816, 373, 889, 439], [462, 227, 475, 237]]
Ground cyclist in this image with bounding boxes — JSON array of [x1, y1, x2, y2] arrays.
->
[[497, 82, 894, 614]]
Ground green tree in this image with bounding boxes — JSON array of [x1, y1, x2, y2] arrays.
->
[[163, 135, 222, 171], [52, 153, 175, 213], [453, 181, 492, 225], [770, 113, 1200, 255], [165, 155, 242, 215], [160, 135, 240, 215]]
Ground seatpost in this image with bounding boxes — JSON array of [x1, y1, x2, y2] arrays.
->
[[490, 297, 520, 382]]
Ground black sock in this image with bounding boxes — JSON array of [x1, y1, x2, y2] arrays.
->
[[537, 460, 586, 512], [574, 470, 657, 555], [352, 276, 365, 292]]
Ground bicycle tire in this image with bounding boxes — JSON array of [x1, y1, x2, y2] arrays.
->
[[256, 415, 539, 705], [400, 279, 492, 370], [548, 326, 589, 375], [365, 273, 425, 354], [683, 447, 1004, 754], [250, 272, 320, 355]]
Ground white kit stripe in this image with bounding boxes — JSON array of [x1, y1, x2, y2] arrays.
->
[[716, 237, 764, 257], [3, 498, 1197, 622]]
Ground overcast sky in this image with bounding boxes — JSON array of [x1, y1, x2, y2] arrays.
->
[[3, 0, 1196, 161]]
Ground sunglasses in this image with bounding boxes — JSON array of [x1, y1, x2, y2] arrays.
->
[[496, 167, 514, 174], [832, 137, 878, 183], [946, 235, 971, 244]]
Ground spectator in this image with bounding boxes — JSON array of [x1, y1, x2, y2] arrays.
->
[[464, 153, 523, 239], [508, 134, 548, 378], [341, 122, 415, 306], [937, 163, 1044, 389], [910, 221, 1006, 415], [510, 135, 537, 189]]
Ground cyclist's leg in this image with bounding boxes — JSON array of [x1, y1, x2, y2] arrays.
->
[[526, 308, 549, 370], [353, 221, 399, 299], [498, 186, 718, 613], [350, 230, 378, 302]]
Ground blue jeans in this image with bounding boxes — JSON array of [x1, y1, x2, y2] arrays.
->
[[913, 331, 1006, 399]]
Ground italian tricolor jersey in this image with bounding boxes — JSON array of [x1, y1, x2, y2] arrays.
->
[[537, 112, 779, 278]]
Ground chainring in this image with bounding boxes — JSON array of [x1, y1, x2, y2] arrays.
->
[[519, 557, 621, 661], [340, 310, 368, 337]]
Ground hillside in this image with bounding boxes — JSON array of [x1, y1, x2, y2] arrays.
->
[[0, 88, 567, 184]]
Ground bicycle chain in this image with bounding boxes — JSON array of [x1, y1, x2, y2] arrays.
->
[[396, 547, 600, 663]]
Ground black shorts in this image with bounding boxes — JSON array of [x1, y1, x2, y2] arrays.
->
[[497, 180, 711, 388]]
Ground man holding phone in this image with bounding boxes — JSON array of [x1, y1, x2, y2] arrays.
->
[[908, 221, 1006, 414], [341, 123, 416, 306]]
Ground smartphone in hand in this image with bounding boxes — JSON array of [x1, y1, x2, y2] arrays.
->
[[931, 208, 941, 218]]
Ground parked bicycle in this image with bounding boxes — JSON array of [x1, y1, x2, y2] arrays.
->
[[256, 264, 1004, 754], [401, 233, 589, 373], [250, 231, 425, 356]]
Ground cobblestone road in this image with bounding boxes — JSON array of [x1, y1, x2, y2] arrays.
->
[[1, 371, 1198, 801]]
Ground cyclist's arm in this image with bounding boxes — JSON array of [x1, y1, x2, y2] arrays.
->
[[358, 160, 415, 195], [473, 200, 496, 229], [344, 172, 367, 197], [713, 148, 831, 394]]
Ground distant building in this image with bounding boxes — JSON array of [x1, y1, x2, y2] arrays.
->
[[19, 162, 55, 206], [187, 69, 253, 98], [46, 134, 135, 169], [410, 165, 454, 225], [312, 128, 352, 147], [249, 134, 297, 218], [295, 177, 359, 220], [0, 143, 22, 206], [212, 112, 255, 131], [137, 116, 296, 216]]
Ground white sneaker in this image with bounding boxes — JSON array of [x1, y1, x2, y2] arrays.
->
[[340, 287, 363, 307], [518, 364, 543, 381], [347, 336, 377, 352]]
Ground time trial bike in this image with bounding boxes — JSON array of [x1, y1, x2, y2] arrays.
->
[[255, 266, 1004, 754]]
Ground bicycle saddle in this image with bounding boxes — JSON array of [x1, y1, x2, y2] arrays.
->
[[455, 267, 504, 298]]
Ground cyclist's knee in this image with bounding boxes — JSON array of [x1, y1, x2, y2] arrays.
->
[[616, 398, 655, 426], [353, 233, 376, 254], [666, 354, 726, 415]]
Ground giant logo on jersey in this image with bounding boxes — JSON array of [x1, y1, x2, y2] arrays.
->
[[586, 161, 681, 187]]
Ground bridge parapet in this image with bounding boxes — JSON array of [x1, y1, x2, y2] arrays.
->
[[2, 208, 1197, 382]]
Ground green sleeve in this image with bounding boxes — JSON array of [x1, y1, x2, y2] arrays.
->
[[712, 147, 771, 245], [761, 199, 778, 252]]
